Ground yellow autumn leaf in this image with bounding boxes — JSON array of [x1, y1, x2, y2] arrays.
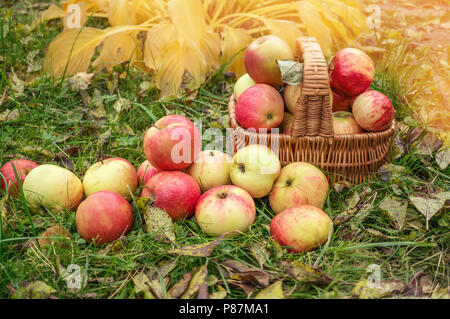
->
[[168, 0, 205, 44], [30, 4, 66, 31], [264, 19, 303, 51], [92, 32, 140, 70], [108, 0, 137, 26], [254, 280, 284, 299], [221, 27, 253, 77]]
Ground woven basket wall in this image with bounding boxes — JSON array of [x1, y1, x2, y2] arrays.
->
[[228, 37, 395, 184]]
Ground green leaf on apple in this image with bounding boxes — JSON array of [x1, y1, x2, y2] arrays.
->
[[277, 60, 304, 85]]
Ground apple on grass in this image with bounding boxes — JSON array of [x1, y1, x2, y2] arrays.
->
[[244, 35, 294, 87], [23, 164, 83, 215], [329, 48, 375, 97], [195, 185, 255, 236], [230, 144, 281, 198], [141, 171, 201, 221], [143, 115, 201, 171], [236, 84, 284, 131], [186, 150, 232, 193], [137, 160, 162, 185], [234, 73, 255, 100], [352, 90, 394, 132], [83, 157, 138, 200], [269, 162, 329, 214], [76, 191, 133, 245], [270, 205, 333, 253], [38, 225, 72, 248], [332, 111, 365, 135], [0, 159, 38, 197]]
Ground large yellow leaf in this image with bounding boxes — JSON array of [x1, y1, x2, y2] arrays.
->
[[198, 28, 222, 69], [92, 32, 140, 70], [221, 27, 253, 77], [264, 19, 302, 50], [30, 4, 65, 31], [296, 1, 333, 56], [168, 0, 206, 44], [108, 0, 137, 26]]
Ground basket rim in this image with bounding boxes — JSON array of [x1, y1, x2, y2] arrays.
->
[[228, 93, 395, 140]]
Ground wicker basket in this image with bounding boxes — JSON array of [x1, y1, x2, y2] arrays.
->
[[228, 37, 395, 184]]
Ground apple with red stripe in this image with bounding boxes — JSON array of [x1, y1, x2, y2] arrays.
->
[[1, 159, 38, 197], [76, 191, 134, 245], [270, 205, 333, 253], [141, 171, 201, 221], [352, 90, 394, 132], [332, 111, 365, 135], [195, 185, 255, 236], [137, 160, 162, 185], [143, 115, 201, 171]]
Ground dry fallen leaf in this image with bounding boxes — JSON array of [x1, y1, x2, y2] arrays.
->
[[180, 264, 208, 299], [409, 192, 448, 229], [435, 147, 450, 169], [223, 259, 271, 287], [143, 205, 175, 243], [352, 278, 405, 299], [254, 280, 284, 299], [167, 272, 192, 299], [249, 243, 270, 269], [278, 60, 303, 85], [280, 260, 333, 286], [168, 235, 224, 257], [0, 109, 20, 122], [209, 285, 227, 299], [12, 281, 57, 299], [378, 196, 408, 230]]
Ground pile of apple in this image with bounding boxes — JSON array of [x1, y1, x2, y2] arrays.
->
[[1, 113, 335, 253], [234, 35, 395, 135]]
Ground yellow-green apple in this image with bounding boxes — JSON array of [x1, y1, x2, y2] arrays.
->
[[283, 84, 301, 114], [332, 111, 365, 135], [137, 160, 162, 185], [23, 164, 83, 215], [244, 35, 294, 87], [186, 150, 232, 193], [281, 112, 293, 135], [269, 162, 329, 214], [236, 84, 284, 131], [328, 48, 375, 97], [331, 90, 352, 112], [0, 159, 38, 197], [141, 171, 201, 220], [38, 225, 72, 248], [143, 115, 201, 171], [83, 157, 138, 200], [195, 185, 255, 236], [270, 205, 333, 253], [352, 90, 394, 132], [230, 144, 281, 198], [234, 73, 255, 99], [75, 191, 133, 245]]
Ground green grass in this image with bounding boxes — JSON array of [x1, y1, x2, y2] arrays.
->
[[0, 1, 449, 299]]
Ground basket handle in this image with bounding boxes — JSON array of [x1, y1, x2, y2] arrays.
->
[[289, 37, 334, 138]]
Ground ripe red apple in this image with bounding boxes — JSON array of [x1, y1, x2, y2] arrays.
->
[[0, 159, 38, 197], [195, 185, 255, 236], [329, 48, 375, 97], [143, 115, 201, 171], [83, 157, 138, 200], [269, 162, 329, 214], [23, 164, 83, 215], [332, 111, 365, 135], [331, 90, 352, 112], [244, 35, 294, 87], [352, 90, 394, 132], [186, 150, 232, 193], [270, 205, 333, 253], [76, 191, 134, 245], [235, 84, 284, 131], [137, 160, 162, 185], [38, 225, 72, 248], [141, 171, 201, 220], [281, 112, 294, 135]]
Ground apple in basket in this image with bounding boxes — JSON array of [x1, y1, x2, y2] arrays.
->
[[83, 157, 138, 200], [76, 191, 134, 245], [0, 159, 38, 197], [270, 205, 333, 253], [283, 84, 302, 114], [234, 73, 255, 99], [269, 162, 329, 214], [328, 48, 375, 97], [143, 115, 201, 171], [186, 150, 233, 193], [331, 90, 352, 112], [280, 112, 294, 135], [235, 84, 284, 131], [352, 90, 394, 132], [332, 111, 365, 135], [141, 171, 201, 221], [23, 164, 83, 215], [230, 144, 281, 198], [244, 35, 294, 87], [195, 185, 256, 236]]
